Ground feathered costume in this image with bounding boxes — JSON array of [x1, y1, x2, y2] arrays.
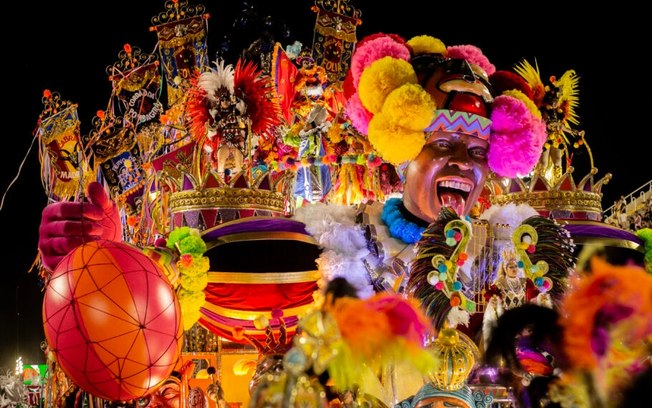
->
[[187, 58, 281, 171], [484, 256, 652, 408], [408, 206, 575, 346]]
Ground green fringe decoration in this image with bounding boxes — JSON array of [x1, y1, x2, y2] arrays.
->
[[635, 228, 652, 274]]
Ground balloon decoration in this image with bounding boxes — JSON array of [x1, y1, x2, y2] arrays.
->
[[42, 240, 183, 401]]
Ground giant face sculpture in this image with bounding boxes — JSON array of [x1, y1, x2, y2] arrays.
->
[[402, 56, 493, 222], [403, 130, 489, 222]]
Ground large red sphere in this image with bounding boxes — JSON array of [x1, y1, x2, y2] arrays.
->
[[43, 240, 183, 401]]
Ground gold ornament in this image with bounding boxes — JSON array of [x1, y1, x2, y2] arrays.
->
[[427, 328, 479, 391]]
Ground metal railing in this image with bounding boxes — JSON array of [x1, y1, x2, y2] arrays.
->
[[603, 179, 652, 223]]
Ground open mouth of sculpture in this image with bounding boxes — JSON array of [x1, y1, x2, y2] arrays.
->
[[437, 179, 472, 216]]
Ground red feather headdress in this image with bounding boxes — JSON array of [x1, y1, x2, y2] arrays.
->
[[186, 58, 281, 147], [233, 59, 281, 141]]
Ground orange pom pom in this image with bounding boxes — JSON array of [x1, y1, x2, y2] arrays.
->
[[330, 297, 391, 359], [232, 326, 245, 340], [179, 254, 193, 268]]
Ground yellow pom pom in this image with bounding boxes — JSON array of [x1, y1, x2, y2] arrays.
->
[[178, 289, 206, 330], [381, 84, 436, 130], [358, 57, 417, 114], [253, 315, 270, 330], [180, 273, 209, 292], [504, 90, 542, 119], [195, 369, 209, 379], [407, 35, 447, 56], [368, 113, 425, 165]]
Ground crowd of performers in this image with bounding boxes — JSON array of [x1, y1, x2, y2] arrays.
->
[[25, 2, 652, 408]]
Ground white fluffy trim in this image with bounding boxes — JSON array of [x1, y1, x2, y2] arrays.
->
[[293, 203, 372, 298], [480, 203, 539, 247], [481, 203, 538, 234], [446, 307, 470, 328]]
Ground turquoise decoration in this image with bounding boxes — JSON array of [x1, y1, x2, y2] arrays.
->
[[381, 198, 426, 244], [395, 382, 494, 408]]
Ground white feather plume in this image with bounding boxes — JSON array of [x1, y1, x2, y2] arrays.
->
[[293, 203, 373, 298], [480, 203, 538, 243], [198, 60, 235, 104], [446, 307, 470, 328], [481, 203, 538, 229]]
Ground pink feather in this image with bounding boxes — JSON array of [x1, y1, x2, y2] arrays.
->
[[489, 95, 547, 178], [367, 294, 433, 345], [346, 92, 373, 134], [447, 44, 496, 76], [350, 35, 411, 87]]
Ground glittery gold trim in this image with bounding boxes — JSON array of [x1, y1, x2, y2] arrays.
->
[[39, 106, 79, 145], [169, 187, 287, 213], [314, 24, 358, 43], [156, 30, 206, 48], [491, 190, 603, 214], [202, 302, 313, 321], [115, 65, 159, 92], [207, 270, 320, 284]]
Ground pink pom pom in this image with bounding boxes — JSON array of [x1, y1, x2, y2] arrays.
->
[[435, 282, 444, 291], [271, 308, 284, 319], [368, 295, 432, 344], [346, 92, 373, 134], [351, 35, 411, 87], [447, 45, 496, 76], [488, 95, 547, 178]]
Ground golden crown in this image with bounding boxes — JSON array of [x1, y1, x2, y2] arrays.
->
[[427, 328, 479, 391], [500, 245, 519, 266], [489, 166, 611, 221], [488, 60, 611, 221], [149, 141, 297, 232]]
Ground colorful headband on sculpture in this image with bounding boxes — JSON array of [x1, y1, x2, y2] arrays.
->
[[425, 110, 492, 141]]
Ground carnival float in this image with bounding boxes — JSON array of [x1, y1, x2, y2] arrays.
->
[[2, 1, 650, 408]]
